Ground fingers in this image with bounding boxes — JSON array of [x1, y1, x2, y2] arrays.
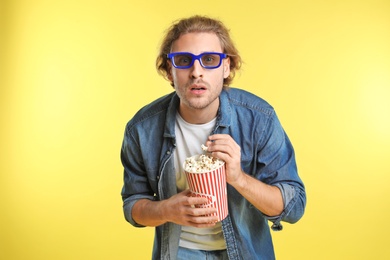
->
[[206, 134, 240, 160], [205, 134, 243, 185], [172, 190, 219, 227], [184, 207, 219, 227], [180, 189, 212, 206], [206, 134, 239, 151], [188, 217, 219, 227]]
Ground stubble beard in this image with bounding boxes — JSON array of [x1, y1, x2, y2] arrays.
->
[[176, 77, 224, 111]]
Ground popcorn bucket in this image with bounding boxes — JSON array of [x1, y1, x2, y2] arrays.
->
[[184, 155, 228, 222]]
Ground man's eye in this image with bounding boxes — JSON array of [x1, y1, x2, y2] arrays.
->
[[176, 56, 191, 65], [202, 55, 217, 65]]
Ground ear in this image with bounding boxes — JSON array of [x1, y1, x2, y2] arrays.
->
[[223, 57, 231, 79]]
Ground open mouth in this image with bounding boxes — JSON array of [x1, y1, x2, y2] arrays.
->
[[190, 85, 207, 95], [190, 84, 207, 91], [191, 86, 206, 90]]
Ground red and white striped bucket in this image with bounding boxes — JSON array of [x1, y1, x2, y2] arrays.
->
[[184, 159, 228, 222]]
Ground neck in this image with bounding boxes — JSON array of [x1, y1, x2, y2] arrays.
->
[[178, 102, 219, 124]]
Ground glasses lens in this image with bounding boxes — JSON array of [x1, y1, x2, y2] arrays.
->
[[169, 52, 225, 69], [200, 53, 221, 68], [173, 54, 193, 68]]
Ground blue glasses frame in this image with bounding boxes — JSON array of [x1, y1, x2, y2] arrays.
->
[[167, 52, 227, 69]]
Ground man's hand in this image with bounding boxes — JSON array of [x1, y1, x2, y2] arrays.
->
[[206, 134, 284, 216], [206, 134, 245, 186], [161, 189, 218, 227], [132, 189, 218, 227]]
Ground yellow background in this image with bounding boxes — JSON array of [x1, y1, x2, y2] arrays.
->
[[1, 0, 389, 259]]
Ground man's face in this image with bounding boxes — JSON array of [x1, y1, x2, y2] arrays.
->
[[168, 32, 230, 119]]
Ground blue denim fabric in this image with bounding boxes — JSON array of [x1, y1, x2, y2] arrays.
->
[[121, 88, 306, 260]]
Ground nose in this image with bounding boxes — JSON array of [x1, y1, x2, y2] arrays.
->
[[190, 59, 204, 79]]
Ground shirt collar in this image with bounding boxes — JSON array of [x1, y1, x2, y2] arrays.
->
[[164, 89, 232, 138], [217, 89, 232, 128]]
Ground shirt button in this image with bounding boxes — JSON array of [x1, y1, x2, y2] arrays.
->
[[167, 151, 171, 154]]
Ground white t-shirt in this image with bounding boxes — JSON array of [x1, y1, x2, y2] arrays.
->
[[174, 113, 227, 251]]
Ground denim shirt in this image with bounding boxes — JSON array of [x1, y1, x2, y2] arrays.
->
[[121, 88, 306, 260]]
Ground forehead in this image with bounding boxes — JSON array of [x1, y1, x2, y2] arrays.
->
[[171, 32, 223, 53]]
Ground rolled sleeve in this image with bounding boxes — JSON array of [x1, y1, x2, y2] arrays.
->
[[123, 194, 155, 227], [268, 183, 306, 231]]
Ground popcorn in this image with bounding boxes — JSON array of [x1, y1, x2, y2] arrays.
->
[[184, 154, 224, 173], [183, 145, 228, 221]]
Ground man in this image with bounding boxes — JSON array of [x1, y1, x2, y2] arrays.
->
[[121, 15, 306, 260]]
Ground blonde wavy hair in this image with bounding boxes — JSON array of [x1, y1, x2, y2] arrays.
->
[[156, 15, 242, 87]]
